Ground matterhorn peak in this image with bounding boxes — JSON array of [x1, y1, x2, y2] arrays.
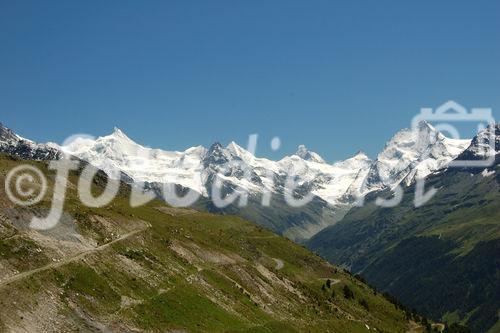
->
[[295, 145, 326, 163]]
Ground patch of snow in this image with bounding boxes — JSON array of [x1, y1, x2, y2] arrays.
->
[[481, 169, 495, 177]]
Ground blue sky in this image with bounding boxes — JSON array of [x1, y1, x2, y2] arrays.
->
[[1, 1, 499, 161]]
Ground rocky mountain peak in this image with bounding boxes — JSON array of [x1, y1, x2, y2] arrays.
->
[[352, 150, 370, 160], [204, 142, 232, 167], [108, 127, 136, 144], [0, 122, 20, 143], [295, 145, 326, 163], [208, 142, 223, 152], [0, 122, 60, 161], [455, 123, 499, 167]]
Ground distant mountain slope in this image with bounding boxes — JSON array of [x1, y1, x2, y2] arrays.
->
[[343, 121, 471, 200], [0, 155, 414, 332], [307, 124, 500, 332], [59, 127, 374, 206], [58, 129, 359, 240], [52, 121, 468, 240], [0, 120, 471, 241], [0, 122, 60, 161]]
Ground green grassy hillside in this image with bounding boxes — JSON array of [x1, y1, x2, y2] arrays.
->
[[308, 163, 500, 332], [0, 155, 413, 332]]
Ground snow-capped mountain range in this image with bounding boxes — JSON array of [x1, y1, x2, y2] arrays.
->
[[0, 121, 472, 239], [346, 121, 471, 199], [58, 128, 373, 206], [57, 121, 470, 206]]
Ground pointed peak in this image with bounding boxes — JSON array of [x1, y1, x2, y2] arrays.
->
[[458, 122, 500, 161], [226, 141, 242, 154], [226, 141, 242, 150], [295, 145, 326, 163], [204, 142, 231, 166], [226, 141, 253, 156], [295, 144, 308, 156], [107, 127, 135, 143], [389, 121, 435, 138], [417, 120, 442, 135], [383, 121, 438, 148], [415, 120, 436, 132], [208, 141, 224, 152], [0, 122, 20, 142], [479, 122, 500, 133], [184, 145, 207, 154], [353, 150, 370, 159], [342, 150, 371, 162], [113, 127, 126, 136]]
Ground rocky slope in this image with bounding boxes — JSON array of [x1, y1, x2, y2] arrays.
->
[[0, 154, 416, 332], [0, 123, 60, 161]]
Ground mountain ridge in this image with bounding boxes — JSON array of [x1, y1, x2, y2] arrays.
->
[[0, 121, 472, 240], [307, 124, 500, 332]]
